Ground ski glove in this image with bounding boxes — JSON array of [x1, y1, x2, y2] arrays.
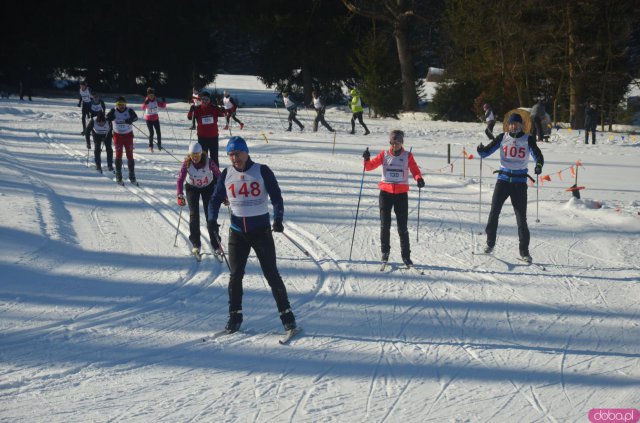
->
[[272, 221, 284, 233], [177, 195, 186, 207], [534, 163, 543, 175], [189, 105, 195, 113], [362, 148, 370, 161], [124, 119, 133, 124], [417, 178, 425, 188], [86, 143, 91, 150], [476, 143, 484, 154]]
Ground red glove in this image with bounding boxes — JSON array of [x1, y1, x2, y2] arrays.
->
[[177, 195, 186, 207]]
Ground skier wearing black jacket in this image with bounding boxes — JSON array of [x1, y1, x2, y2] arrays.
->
[[476, 113, 544, 263], [207, 136, 297, 334], [85, 111, 113, 172]]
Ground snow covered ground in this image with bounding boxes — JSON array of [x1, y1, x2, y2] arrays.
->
[[1, 75, 639, 422]]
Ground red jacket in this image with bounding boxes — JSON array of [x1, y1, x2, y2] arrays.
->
[[187, 104, 224, 137], [364, 147, 423, 194]]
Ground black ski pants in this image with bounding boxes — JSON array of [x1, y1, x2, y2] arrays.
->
[[185, 182, 217, 250], [93, 133, 113, 169], [485, 180, 530, 254], [287, 108, 303, 130], [146, 120, 161, 148], [226, 227, 292, 315], [351, 111, 369, 133], [225, 110, 242, 126], [379, 191, 411, 259], [81, 103, 92, 133], [197, 136, 219, 167], [585, 124, 596, 144], [313, 109, 333, 132]]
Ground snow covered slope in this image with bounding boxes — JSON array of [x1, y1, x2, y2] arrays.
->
[[1, 86, 639, 422]]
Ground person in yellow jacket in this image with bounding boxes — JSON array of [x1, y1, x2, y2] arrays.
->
[[349, 89, 370, 135]]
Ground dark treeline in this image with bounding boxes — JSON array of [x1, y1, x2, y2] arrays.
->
[[1, 0, 638, 126]]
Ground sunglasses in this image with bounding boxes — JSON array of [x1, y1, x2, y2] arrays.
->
[[389, 140, 403, 145]]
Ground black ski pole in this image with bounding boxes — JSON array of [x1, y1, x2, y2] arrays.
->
[[417, 186, 421, 243], [349, 148, 368, 262], [280, 230, 310, 257], [214, 232, 231, 272], [164, 106, 180, 149], [536, 174, 540, 223]]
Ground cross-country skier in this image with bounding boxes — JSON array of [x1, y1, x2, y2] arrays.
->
[[362, 130, 424, 266], [476, 112, 544, 263], [85, 111, 113, 173], [141, 87, 167, 152], [189, 87, 201, 130], [177, 142, 222, 258], [78, 81, 93, 135], [187, 91, 225, 166], [349, 88, 370, 135], [311, 90, 334, 133], [207, 136, 297, 334], [89, 93, 106, 118], [281, 92, 304, 132], [483, 103, 496, 139], [106, 96, 139, 184], [222, 90, 244, 130]]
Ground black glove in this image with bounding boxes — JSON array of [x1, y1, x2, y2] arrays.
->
[[77, 102, 81, 107], [417, 178, 425, 188], [272, 221, 284, 233], [125, 119, 132, 124], [189, 105, 195, 112], [161, 97, 166, 103], [477, 143, 484, 154], [86, 143, 91, 150], [144, 99, 150, 105], [535, 163, 543, 175], [362, 148, 370, 161]]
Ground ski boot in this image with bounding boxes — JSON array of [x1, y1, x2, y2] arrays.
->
[[128, 163, 137, 185], [223, 124, 229, 130], [520, 251, 532, 264], [484, 244, 494, 254], [364, 128, 370, 136], [402, 257, 413, 268], [280, 309, 297, 331], [225, 310, 243, 333], [239, 123, 244, 130], [115, 158, 123, 184]]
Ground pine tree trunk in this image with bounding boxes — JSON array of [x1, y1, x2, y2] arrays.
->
[[394, 15, 418, 111]]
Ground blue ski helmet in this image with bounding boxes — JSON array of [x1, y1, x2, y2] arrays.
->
[[508, 113, 523, 124], [226, 136, 248, 154]]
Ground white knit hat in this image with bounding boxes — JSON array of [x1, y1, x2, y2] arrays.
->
[[188, 142, 203, 154]]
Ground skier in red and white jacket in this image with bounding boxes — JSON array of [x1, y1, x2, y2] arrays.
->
[[362, 129, 424, 266], [222, 90, 244, 130], [141, 87, 167, 152], [187, 91, 225, 166]]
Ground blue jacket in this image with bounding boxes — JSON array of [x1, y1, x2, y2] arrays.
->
[[208, 158, 284, 233], [477, 132, 544, 183]]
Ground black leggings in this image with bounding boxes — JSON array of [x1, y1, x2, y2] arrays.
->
[[81, 103, 92, 133], [287, 108, 303, 130], [93, 134, 113, 169], [351, 111, 369, 133], [379, 191, 410, 259], [146, 120, 161, 147], [485, 180, 530, 254], [185, 182, 216, 249], [197, 136, 219, 167], [227, 227, 292, 314]]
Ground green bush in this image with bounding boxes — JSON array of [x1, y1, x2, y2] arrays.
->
[[430, 79, 480, 121]]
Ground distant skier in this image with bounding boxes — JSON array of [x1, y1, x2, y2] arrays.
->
[[187, 91, 225, 166], [78, 81, 93, 135], [176, 142, 222, 259], [362, 130, 424, 267], [476, 113, 544, 263], [89, 93, 106, 118], [189, 87, 201, 130], [349, 88, 370, 135], [311, 90, 334, 133], [279, 92, 304, 132], [222, 90, 244, 130], [530, 100, 546, 142], [483, 103, 495, 139], [141, 87, 167, 152], [207, 136, 297, 334], [85, 111, 113, 173], [106, 96, 139, 184], [584, 103, 599, 145]]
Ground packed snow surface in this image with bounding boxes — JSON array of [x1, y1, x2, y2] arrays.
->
[[1, 76, 639, 422]]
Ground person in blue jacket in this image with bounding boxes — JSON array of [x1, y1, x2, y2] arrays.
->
[[476, 113, 544, 263], [207, 136, 297, 333]]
